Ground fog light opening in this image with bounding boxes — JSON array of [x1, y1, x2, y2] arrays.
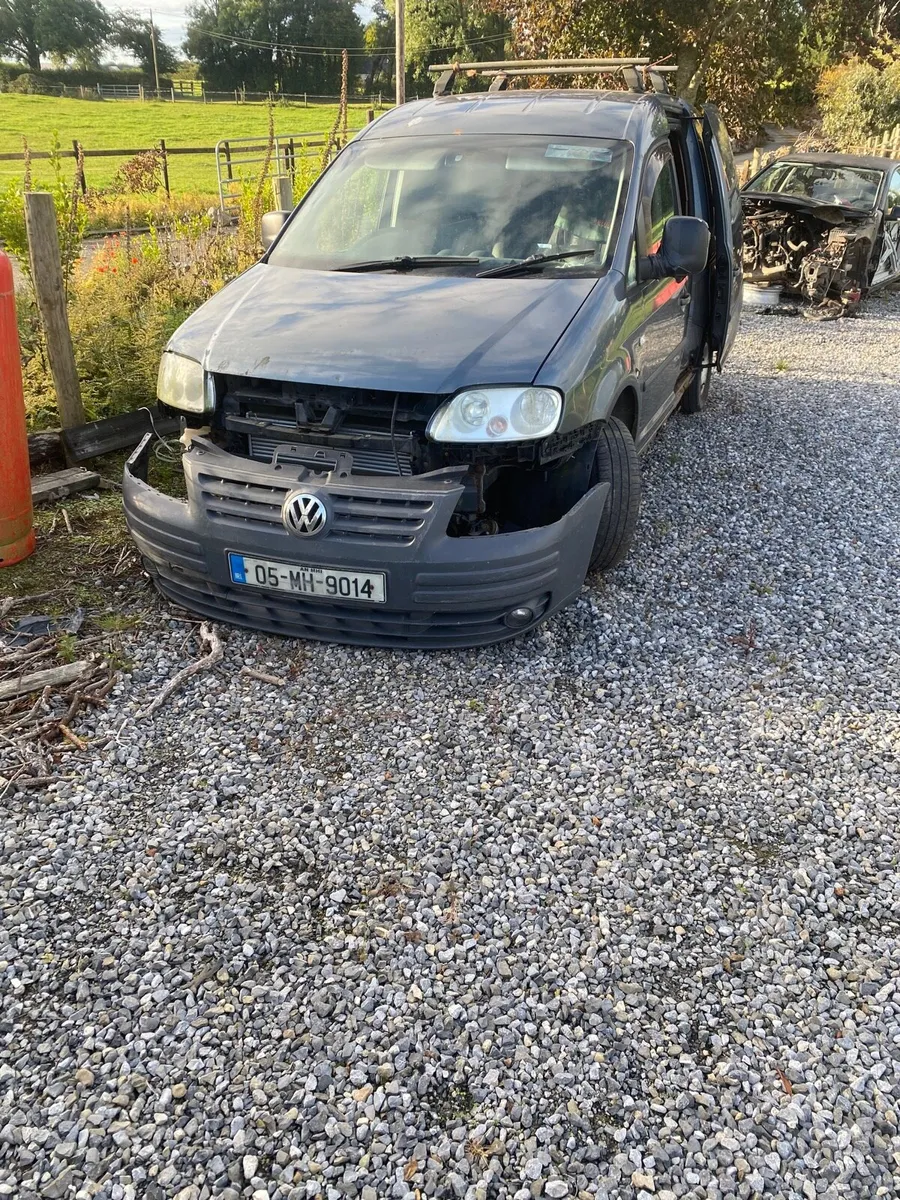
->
[[505, 606, 535, 629]]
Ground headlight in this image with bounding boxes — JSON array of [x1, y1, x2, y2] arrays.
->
[[157, 352, 212, 414], [427, 387, 562, 443]]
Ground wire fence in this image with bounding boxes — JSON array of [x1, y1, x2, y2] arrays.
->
[[12, 81, 394, 108]]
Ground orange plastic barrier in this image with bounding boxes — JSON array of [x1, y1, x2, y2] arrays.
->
[[0, 251, 34, 567]]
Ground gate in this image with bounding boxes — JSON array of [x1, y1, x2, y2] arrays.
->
[[215, 131, 337, 215]]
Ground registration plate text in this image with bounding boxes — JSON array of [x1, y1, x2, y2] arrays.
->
[[228, 553, 386, 603]]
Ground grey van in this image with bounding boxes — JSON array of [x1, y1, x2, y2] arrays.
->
[[125, 61, 743, 647]]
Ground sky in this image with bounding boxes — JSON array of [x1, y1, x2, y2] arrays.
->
[[103, 1, 375, 59], [107, 1, 190, 53]]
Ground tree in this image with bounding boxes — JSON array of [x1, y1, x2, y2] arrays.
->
[[111, 10, 178, 76], [0, 0, 110, 71], [485, 0, 806, 136], [185, 0, 364, 95], [386, 0, 509, 93], [363, 0, 393, 94]]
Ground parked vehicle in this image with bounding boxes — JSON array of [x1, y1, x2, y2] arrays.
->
[[742, 152, 900, 314], [125, 58, 743, 648]]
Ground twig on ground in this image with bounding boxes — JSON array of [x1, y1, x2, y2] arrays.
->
[[62, 509, 74, 535], [137, 622, 223, 717], [59, 724, 87, 751], [240, 666, 286, 687]]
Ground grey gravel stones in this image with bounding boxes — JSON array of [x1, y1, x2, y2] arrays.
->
[[2, 293, 900, 1198]]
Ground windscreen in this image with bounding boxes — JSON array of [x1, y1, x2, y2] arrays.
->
[[268, 134, 632, 274], [748, 160, 883, 209]]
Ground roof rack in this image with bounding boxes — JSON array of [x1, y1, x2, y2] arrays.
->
[[428, 57, 676, 99]]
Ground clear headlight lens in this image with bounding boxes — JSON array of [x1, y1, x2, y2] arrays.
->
[[157, 352, 211, 414], [428, 387, 562, 443]]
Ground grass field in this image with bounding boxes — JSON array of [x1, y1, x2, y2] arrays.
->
[[0, 94, 379, 192]]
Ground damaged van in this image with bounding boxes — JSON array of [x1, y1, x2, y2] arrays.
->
[[742, 152, 900, 314], [125, 58, 743, 647]]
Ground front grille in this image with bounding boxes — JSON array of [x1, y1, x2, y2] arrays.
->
[[218, 376, 444, 477], [195, 470, 434, 547], [146, 560, 550, 648]]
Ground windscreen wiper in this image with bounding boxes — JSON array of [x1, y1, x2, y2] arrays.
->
[[333, 255, 481, 273], [477, 249, 597, 278]]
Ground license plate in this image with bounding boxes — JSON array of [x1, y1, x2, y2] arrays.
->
[[228, 553, 386, 603]]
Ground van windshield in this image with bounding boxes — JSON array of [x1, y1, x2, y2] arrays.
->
[[268, 134, 632, 275]]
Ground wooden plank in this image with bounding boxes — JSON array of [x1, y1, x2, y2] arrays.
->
[[31, 467, 100, 504], [0, 661, 92, 702], [62, 409, 178, 462], [24, 192, 85, 430]]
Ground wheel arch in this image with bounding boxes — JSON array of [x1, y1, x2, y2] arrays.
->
[[609, 386, 639, 439]]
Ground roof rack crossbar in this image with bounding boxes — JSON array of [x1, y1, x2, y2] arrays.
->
[[428, 57, 653, 73], [479, 65, 677, 77], [429, 56, 676, 97]]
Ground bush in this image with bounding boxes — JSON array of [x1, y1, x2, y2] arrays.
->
[[8, 72, 54, 95], [818, 54, 900, 147], [18, 216, 262, 429]]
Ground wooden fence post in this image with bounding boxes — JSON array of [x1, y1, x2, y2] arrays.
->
[[367, 108, 375, 123], [23, 192, 85, 431], [158, 139, 170, 196], [72, 140, 87, 194], [272, 175, 293, 211]]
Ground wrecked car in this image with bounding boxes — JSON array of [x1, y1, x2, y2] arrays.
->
[[124, 58, 742, 648], [742, 152, 900, 314]]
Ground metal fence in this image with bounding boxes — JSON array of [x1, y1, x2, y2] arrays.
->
[[215, 130, 365, 214], [10, 80, 391, 107]]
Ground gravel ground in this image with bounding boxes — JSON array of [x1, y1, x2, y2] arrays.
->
[[2, 293, 900, 1200]]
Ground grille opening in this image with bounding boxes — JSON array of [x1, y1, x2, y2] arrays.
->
[[217, 375, 445, 478]]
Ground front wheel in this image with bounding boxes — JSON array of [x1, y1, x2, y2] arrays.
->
[[680, 343, 713, 414], [589, 417, 641, 572]]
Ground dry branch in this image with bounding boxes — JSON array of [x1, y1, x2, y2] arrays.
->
[[137, 623, 223, 717], [0, 661, 92, 702]]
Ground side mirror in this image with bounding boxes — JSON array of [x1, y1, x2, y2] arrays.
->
[[888, 204, 900, 222], [639, 216, 711, 282], [261, 210, 290, 251]]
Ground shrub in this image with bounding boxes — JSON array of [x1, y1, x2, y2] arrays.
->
[[19, 214, 262, 429], [817, 53, 900, 147], [8, 72, 53, 95]]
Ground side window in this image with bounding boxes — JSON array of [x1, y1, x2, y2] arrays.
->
[[643, 152, 679, 254], [888, 167, 900, 215]]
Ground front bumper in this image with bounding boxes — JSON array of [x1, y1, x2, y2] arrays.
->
[[123, 435, 608, 649]]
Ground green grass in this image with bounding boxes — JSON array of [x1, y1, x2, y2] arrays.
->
[[0, 94, 379, 192]]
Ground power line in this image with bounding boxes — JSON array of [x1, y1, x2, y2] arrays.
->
[[194, 27, 510, 57]]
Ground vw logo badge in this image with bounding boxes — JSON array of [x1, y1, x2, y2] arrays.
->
[[282, 491, 328, 537]]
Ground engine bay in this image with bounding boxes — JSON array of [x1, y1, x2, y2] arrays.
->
[[741, 198, 874, 313]]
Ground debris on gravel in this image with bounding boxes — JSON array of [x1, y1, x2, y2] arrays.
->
[[1, 293, 899, 1199]]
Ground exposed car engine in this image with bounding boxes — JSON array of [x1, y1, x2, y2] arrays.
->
[[742, 198, 873, 312]]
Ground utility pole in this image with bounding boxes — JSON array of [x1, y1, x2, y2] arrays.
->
[[394, 0, 405, 106], [148, 9, 160, 95]]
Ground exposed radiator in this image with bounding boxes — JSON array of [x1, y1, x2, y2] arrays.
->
[[247, 425, 413, 477]]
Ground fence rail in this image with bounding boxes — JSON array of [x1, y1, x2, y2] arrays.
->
[[6, 80, 391, 107], [0, 125, 371, 202]]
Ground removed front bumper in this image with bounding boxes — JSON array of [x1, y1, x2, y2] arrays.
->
[[123, 435, 608, 649]]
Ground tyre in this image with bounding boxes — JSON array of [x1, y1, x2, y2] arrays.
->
[[680, 342, 713, 414], [589, 417, 641, 572]]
